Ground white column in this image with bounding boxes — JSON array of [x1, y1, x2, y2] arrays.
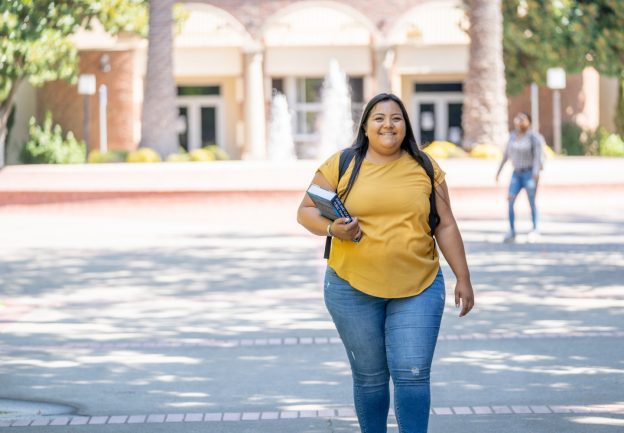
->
[[374, 46, 395, 94], [243, 46, 266, 159]]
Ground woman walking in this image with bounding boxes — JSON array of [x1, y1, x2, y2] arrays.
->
[[496, 111, 544, 243], [297, 93, 474, 433]]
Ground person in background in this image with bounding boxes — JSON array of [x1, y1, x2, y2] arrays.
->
[[496, 112, 544, 243], [297, 93, 474, 433]]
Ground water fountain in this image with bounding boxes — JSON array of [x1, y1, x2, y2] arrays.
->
[[318, 59, 354, 160], [267, 91, 296, 161]]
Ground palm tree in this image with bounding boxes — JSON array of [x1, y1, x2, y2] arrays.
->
[[139, 0, 178, 157], [462, 0, 508, 149]]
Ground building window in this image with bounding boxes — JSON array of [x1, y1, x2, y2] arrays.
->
[[349, 77, 364, 103], [177, 85, 220, 96], [414, 82, 463, 93], [294, 77, 323, 137], [271, 78, 284, 95], [281, 76, 364, 158], [349, 77, 364, 125], [293, 77, 364, 136]]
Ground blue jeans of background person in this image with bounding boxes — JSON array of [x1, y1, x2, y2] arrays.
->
[[508, 169, 538, 234], [324, 266, 445, 433]]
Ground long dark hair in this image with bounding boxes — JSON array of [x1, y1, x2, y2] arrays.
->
[[341, 93, 433, 201]]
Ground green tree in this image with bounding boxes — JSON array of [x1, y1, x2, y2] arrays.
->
[[502, 0, 574, 95], [570, 1, 624, 135], [503, 1, 624, 134], [568, 1, 624, 77], [0, 0, 146, 167]]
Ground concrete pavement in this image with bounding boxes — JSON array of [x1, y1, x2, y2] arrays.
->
[[0, 166, 623, 432]]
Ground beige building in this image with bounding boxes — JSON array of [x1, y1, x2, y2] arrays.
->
[[7, 0, 619, 162]]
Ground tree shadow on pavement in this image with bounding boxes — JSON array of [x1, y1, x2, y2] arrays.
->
[[1, 215, 623, 426]]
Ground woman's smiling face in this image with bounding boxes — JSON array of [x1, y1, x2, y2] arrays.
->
[[364, 100, 406, 157]]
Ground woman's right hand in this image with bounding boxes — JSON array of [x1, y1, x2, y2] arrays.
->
[[331, 217, 362, 242]]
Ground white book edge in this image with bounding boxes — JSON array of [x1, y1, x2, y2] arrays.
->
[[307, 184, 336, 201]]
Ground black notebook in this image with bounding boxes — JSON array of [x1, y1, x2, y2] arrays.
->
[[306, 184, 352, 223]]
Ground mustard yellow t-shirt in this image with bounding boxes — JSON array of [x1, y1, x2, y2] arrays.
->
[[318, 150, 445, 298]]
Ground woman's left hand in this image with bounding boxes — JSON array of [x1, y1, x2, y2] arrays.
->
[[454, 279, 474, 317]]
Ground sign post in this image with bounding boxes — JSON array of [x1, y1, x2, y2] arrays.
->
[[78, 74, 96, 159], [98, 84, 108, 153], [547, 68, 566, 154], [530, 82, 539, 132]]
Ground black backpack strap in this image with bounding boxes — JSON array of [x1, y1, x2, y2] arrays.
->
[[420, 153, 440, 237], [338, 148, 355, 180], [324, 148, 356, 259], [528, 131, 544, 170]]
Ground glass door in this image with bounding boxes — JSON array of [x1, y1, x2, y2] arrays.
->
[[176, 96, 223, 151], [418, 102, 436, 146], [447, 102, 463, 145], [413, 92, 463, 146], [177, 106, 190, 151], [200, 106, 217, 147]]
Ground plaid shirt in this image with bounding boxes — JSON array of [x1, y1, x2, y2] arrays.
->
[[501, 130, 543, 177]]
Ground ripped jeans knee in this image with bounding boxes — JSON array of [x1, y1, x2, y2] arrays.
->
[[390, 365, 431, 386]]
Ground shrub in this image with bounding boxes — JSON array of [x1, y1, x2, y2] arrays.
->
[[189, 148, 216, 161], [561, 122, 585, 155], [88, 150, 129, 163], [165, 146, 191, 162], [599, 134, 624, 157], [126, 147, 161, 163], [561, 122, 608, 156], [561, 123, 618, 156], [469, 143, 503, 159], [203, 144, 230, 160], [20, 112, 86, 164], [166, 153, 191, 162], [423, 141, 468, 159]]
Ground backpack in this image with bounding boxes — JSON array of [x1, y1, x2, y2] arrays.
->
[[529, 131, 547, 171], [323, 148, 439, 259]]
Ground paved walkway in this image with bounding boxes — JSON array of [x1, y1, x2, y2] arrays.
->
[[0, 166, 623, 432]]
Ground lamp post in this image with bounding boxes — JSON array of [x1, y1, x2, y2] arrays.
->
[[547, 67, 566, 154], [530, 82, 539, 132], [78, 74, 96, 159]]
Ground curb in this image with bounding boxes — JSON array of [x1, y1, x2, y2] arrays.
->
[[1, 184, 622, 206]]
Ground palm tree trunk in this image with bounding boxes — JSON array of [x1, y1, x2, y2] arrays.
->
[[139, 0, 178, 157], [463, 0, 509, 149]]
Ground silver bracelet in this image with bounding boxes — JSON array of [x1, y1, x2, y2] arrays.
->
[[327, 223, 333, 237]]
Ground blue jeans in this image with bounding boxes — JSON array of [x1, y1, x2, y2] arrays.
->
[[324, 267, 445, 433], [508, 169, 538, 233]]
